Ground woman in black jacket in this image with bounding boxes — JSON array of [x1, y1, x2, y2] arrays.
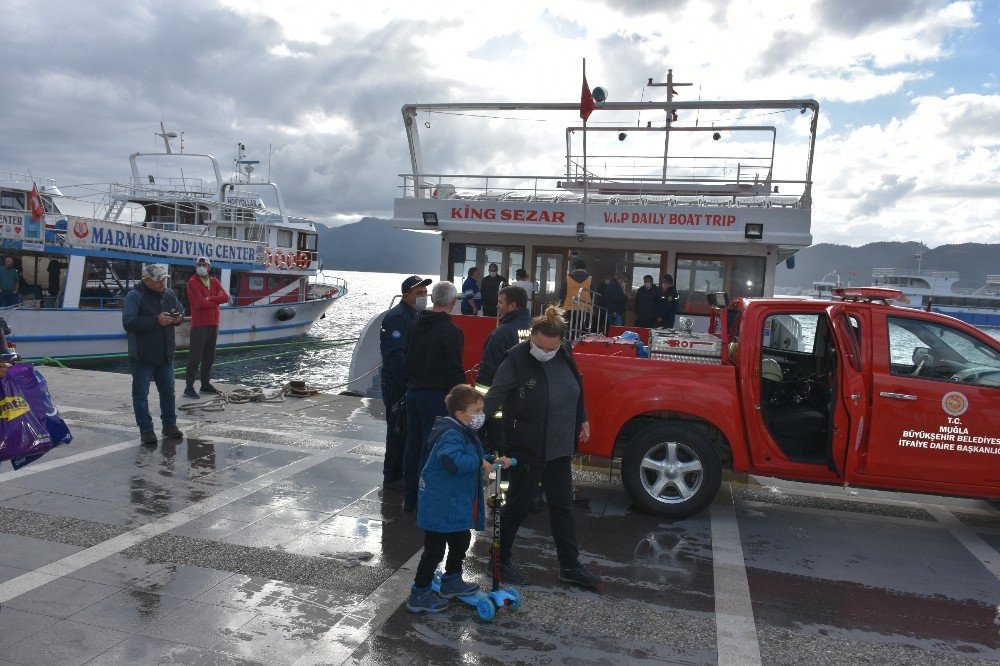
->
[[482, 307, 601, 589]]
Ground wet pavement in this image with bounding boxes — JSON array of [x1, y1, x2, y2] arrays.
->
[[0, 367, 997, 665]]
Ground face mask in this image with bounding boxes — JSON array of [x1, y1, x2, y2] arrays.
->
[[414, 296, 429, 310], [489, 271, 497, 277], [468, 413, 486, 430], [644, 283, 653, 289], [530, 343, 558, 363], [196, 267, 209, 277]]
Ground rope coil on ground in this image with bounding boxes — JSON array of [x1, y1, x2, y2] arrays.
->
[[178, 380, 320, 413]]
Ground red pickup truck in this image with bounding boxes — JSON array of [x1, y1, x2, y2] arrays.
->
[[463, 288, 1000, 517]]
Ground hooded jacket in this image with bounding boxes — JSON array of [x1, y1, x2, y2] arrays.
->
[[122, 283, 182, 365], [404, 311, 465, 390], [477, 308, 533, 386], [417, 416, 487, 532]]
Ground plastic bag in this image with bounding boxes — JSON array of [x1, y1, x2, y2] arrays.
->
[[0, 365, 72, 469]]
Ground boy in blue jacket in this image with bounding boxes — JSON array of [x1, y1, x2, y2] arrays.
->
[[408, 384, 512, 613]]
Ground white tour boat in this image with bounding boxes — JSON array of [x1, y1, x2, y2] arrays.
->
[[349, 70, 820, 397], [0, 131, 346, 361], [871, 255, 1000, 328]]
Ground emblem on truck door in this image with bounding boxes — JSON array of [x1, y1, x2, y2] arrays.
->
[[941, 391, 969, 417]]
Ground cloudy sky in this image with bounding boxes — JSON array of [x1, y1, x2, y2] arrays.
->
[[2, 0, 998, 246]]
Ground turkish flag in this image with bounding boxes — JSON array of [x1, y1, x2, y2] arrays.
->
[[29, 183, 44, 221], [580, 75, 595, 121]]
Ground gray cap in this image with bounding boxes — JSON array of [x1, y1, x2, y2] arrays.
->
[[142, 264, 169, 282]]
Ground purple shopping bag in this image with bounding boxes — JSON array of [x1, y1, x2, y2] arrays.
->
[[0, 364, 62, 469]]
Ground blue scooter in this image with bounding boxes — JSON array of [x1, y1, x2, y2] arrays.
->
[[432, 457, 521, 621]]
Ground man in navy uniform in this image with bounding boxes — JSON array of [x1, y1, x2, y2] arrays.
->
[[658, 274, 678, 329], [379, 275, 431, 491]]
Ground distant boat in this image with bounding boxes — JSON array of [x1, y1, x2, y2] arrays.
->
[[0, 127, 348, 361], [871, 254, 999, 328]]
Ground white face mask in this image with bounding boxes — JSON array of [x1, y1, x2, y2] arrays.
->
[[196, 266, 209, 277], [468, 412, 486, 430], [414, 295, 429, 310], [530, 343, 558, 363], [489, 271, 498, 277]]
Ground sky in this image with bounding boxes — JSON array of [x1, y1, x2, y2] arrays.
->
[[1, 0, 998, 247]]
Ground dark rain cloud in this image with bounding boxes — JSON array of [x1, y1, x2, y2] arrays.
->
[[0, 2, 474, 225], [814, 0, 945, 34]]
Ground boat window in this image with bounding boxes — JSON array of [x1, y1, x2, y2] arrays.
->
[[887, 316, 1000, 388], [675, 255, 765, 316], [628, 252, 662, 292], [298, 233, 318, 251], [245, 226, 265, 242], [276, 229, 294, 248], [449, 243, 526, 285], [215, 226, 234, 239], [1, 191, 25, 211]]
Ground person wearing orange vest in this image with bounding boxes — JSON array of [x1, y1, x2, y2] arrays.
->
[[557, 259, 592, 311]]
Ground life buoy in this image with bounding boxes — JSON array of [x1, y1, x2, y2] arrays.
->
[[295, 252, 310, 269], [264, 248, 273, 267], [273, 250, 287, 269]]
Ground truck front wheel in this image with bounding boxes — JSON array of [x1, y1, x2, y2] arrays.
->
[[622, 423, 722, 518]]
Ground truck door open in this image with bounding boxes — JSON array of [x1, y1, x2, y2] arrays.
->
[[826, 305, 868, 477]]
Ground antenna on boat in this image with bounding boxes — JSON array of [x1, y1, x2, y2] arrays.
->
[[235, 141, 260, 183], [648, 69, 692, 183], [156, 122, 178, 154]]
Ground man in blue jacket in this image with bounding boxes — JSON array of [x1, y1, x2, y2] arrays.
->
[[122, 264, 184, 445], [379, 275, 430, 490]]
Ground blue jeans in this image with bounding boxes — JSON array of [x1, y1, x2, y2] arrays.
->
[[403, 388, 449, 508], [0, 290, 19, 307], [130, 360, 177, 433]]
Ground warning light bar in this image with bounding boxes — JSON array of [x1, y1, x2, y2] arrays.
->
[[831, 287, 905, 303]]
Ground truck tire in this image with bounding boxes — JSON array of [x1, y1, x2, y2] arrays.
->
[[622, 422, 722, 518]]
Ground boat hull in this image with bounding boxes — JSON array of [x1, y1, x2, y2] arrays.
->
[[3, 296, 341, 361]]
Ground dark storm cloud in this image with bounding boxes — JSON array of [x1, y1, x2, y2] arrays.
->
[[851, 173, 917, 216], [0, 2, 474, 225], [815, 0, 944, 34]]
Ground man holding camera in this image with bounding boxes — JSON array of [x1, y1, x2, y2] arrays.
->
[[122, 264, 184, 445]]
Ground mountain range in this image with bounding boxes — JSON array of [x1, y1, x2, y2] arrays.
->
[[318, 218, 999, 293]]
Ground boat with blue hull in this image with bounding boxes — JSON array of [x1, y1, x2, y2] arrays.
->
[[0, 131, 346, 361]]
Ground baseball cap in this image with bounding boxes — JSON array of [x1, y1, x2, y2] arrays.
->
[[142, 264, 169, 282], [401, 275, 432, 294], [196, 256, 212, 266]]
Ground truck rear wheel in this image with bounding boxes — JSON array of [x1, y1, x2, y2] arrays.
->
[[622, 422, 722, 518]]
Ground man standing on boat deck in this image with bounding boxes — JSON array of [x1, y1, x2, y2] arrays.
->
[[657, 274, 678, 329], [402, 281, 465, 511], [0, 256, 22, 307], [379, 275, 431, 492], [122, 264, 184, 445], [184, 257, 229, 400], [480, 263, 507, 318], [460, 267, 482, 315]]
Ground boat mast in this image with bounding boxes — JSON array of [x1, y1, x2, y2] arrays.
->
[[648, 69, 692, 183]]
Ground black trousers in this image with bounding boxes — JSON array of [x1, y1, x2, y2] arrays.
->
[[499, 455, 579, 569], [381, 382, 406, 483], [414, 530, 472, 588], [185, 325, 219, 388]]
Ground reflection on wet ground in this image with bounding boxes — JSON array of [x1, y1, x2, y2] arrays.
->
[[0, 367, 997, 664]]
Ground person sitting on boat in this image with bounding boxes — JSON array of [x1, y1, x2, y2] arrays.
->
[[634, 275, 660, 328], [403, 281, 466, 511], [480, 263, 507, 318], [183, 257, 230, 400], [460, 267, 482, 315], [380, 275, 431, 492], [122, 264, 184, 445], [0, 256, 22, 308]]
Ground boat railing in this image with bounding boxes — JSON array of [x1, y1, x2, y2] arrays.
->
[[872, 267, 960, 279], [564, 288, 609, 341], [121, 178, 217, 199], [143, 221, 212, 235], [309, 276, 348, 299], [400, 173, 807, 208]]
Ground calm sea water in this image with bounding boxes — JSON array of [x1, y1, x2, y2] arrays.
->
[[92, 270, 999, 391]]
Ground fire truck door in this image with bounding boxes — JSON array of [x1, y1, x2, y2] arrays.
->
[[826, 305, 867, 477]]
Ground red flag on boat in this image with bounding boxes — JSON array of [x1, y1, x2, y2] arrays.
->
[[29, 183, 44, 221], [580, 74, 595, 121]]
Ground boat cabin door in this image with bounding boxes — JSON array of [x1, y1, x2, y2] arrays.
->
[[533, 250, 564, 312]]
